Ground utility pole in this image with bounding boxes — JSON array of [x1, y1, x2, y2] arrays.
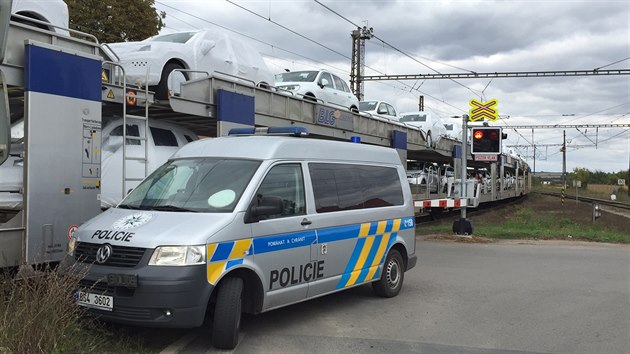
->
[[562, 130, 566, 205], [349, 26, 373, 101], [418, 95, 424, 111], [532, 128, 535, 175]]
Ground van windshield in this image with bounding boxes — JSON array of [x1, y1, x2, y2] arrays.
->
[[118, 158, 261, 213]]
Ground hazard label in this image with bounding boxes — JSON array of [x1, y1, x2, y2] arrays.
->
[[106, 90, 115, 99]]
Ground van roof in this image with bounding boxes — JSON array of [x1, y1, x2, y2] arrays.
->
[[172, 136, 403, 165]]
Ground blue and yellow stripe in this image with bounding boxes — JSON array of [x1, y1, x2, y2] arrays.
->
[[205, 217, 414, 286], [207, 238, 253, 285], [336, 217, 410, 289]]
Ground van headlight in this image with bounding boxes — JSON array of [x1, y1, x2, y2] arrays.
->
[[149, 245, 206, 266]]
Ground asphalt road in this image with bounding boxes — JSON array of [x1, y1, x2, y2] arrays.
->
[[146, 238, 629, 354]]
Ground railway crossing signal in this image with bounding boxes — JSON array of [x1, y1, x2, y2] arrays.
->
[[469, 99, 498, 122], [471, 127, 503, 154]]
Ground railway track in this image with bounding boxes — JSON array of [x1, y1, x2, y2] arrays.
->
[[535, 191, 630, 211]]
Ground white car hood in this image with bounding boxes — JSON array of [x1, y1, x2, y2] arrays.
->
[[75, 208, 237, 249]]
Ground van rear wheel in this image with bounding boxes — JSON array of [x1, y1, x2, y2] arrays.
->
[[212, 277, 243, 349], [372, 249, 404, 298]]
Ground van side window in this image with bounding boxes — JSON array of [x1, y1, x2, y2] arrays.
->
[[254, 164, 306, 219], [310, 163, 404, 213], [150, 127, 178, 147], [110, 124, 140, 145]]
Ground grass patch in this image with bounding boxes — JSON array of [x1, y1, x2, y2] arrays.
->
[[419, 203, 630, 244], [0, 264, 147, 354]]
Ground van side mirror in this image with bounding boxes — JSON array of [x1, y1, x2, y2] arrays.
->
[[246, 196, 283, 223], [319, 78, 329, 88]]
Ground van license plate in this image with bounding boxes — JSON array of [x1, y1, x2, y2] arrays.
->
[[75, 291, 113, 311]]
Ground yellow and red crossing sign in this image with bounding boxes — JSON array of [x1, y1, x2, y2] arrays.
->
[[469, 98, 498, 121]]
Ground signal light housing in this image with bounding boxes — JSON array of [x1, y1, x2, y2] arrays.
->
[[471, 127, 502, 154]]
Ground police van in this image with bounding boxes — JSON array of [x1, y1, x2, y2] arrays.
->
[[68, 127, 417, 349]]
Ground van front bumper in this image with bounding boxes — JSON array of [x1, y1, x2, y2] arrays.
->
[[74, 261, 213, 328]]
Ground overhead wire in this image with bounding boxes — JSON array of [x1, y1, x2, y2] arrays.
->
[[157, 2, 422, 100], [162, 11, 199, 31], [156, 2, 355, 78], [221, 0, 465, 112], [557, 101, 630, 125], [224, 0, 352, 61], [312, 0, 482, 99], [593, 56, 630, 71], [157, 0, 625, 163]]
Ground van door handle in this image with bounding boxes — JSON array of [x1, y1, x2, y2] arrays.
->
[[301, 218, 312, 226]]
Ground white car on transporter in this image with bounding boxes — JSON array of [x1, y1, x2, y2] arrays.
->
[[399, 111, 447, 148], [274, 70, 359, 112], [359, 100, 398, 120], [10, 0, 69, 34], [107, 29, 274, 100]]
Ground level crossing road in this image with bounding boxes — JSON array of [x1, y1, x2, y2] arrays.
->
[[136, 237, 629, 354]]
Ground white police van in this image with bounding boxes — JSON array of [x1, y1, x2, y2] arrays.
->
[[68, 127, 417, 349]]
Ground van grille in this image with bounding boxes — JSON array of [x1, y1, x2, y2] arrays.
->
[[78, 279, 113, 296], [75, 242, 146, 268]]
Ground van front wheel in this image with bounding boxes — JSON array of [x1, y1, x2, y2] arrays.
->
[[212, 277, 243, 349], [372, 249, 404, 298]]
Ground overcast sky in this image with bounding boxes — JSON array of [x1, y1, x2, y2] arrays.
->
[[154, 0, 629, 173]]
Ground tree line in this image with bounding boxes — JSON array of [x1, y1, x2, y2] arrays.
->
[[569, 167, 628, 186]]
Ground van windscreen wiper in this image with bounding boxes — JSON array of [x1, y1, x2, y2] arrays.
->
[[117, 204, 145, 210], [150, 205, 198, 212]]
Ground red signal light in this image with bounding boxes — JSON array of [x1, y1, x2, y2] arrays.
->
[[473, 130, 484, 140], [489, 130, 499, 139]]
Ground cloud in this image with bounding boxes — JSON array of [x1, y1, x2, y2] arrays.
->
[[154, 0, 629, 172]]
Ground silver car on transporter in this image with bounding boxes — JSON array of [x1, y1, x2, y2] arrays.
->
[[68, 127, 417, 350]]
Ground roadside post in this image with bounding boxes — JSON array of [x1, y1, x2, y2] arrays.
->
[[592, 202, 601, 223], [453, 113, 472, 236], [573, 180, 581, 204]]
